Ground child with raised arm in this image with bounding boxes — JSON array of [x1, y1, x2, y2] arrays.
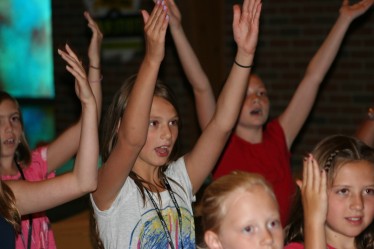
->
[[197, 171, 284, 249], [0, 12, 102, 249], [168, 0, 373, 225], [284, 135, 374, 249], [90, 0, 261, 247], [0, 44, 99, 249]]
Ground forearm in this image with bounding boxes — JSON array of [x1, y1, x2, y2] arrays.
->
[[170, 26, 216, 129], [304, 14, 352, 82], [74, 99, 98, 193], [88, 63, 102, 119], [213, 51, 254, 130], [119, 58, 160, 147]]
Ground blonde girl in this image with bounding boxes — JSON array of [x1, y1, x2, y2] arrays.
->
[[197, 171, 283, 249]]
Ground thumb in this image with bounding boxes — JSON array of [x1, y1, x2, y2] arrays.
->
[[295, 179, 303, 190], [141, 10, 150, 24]]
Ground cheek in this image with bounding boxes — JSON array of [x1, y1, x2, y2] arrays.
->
[[326, 196, 342, 222]]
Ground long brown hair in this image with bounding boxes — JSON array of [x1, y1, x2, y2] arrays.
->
[[284, 134, 374, 249], [91, 75, 182, 248], [0, 91, 31, 166], [0, 180, 21, 233]]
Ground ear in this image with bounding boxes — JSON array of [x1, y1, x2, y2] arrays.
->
[[204, 230, 223, 249]]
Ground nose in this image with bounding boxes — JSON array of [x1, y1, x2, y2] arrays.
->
[[3, 119, 14, 132], [251, 95, 260, 104], [160, 124, 171, 140], [261, 228, 274, 246], [350, 194, 364, 211]]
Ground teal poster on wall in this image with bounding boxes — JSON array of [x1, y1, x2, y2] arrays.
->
[[0, 0, 54, 98]]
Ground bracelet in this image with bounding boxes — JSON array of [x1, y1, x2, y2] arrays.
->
[[90, 75, 103, 84], [234, 60, 253, 68], [90, 65, 100, 70], [368, 107, 374, 120]]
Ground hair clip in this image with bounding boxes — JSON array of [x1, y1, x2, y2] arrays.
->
[[324, 150, 339, 171]]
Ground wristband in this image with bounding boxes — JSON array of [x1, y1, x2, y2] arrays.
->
[[234, 60, 253, 68], [90, 65, 100, 70]]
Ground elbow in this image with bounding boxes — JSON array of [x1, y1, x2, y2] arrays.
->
[[117, 129, 147, 149], [81, 178, 98, 194]]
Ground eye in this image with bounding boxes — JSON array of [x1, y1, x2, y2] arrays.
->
[[363, 188, 374, 195], [149, 120, 159, 127], [268, 219, 281, 229], [169, 119, 178, 126], [336, 188, 349, 195], [11, 115, 20, 123], [257, 90, 267, 97], [242, 225, 254, 234]]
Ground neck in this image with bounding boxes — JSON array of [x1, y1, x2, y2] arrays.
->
[[235, 124, 263, 144], [0, 157, 19, 176], [132, 160, 164, 192], [326, 229, 356, 249]]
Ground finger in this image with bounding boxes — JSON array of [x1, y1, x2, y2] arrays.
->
[[296, 179, 303, 190], [342, 0, 349, 6], [232, 4, 241, 28], [66, 65, 86, 83], [242, 0, 250, 14], [252, 0, 262, 25], [65, 44, 81, 63], [320, 167, 327, 194], [146, 1, 163, 31], [311, 156, 320, 191], [141, 10, 150, 24]]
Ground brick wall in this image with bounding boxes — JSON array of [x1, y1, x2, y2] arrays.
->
[[52, 0, 374, 176]]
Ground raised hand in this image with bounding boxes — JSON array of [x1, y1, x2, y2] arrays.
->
[[141, 0, 169, 63], [58, 44, 94, 104], [166, 0, 182, 29], [84, 11, 103, 67], [297, 155, 328, 226], [339, 0, 373, 21], [233, 0, 262, 57]]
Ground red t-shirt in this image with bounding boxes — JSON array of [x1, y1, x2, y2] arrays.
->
[[213, 119, 295, 225], [285, 242, 336, 249]]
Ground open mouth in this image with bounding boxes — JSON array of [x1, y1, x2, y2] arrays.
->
[[155, 146, 170, 157]]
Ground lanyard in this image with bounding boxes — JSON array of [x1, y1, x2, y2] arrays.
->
[[15, 160, 33, 249], [145, 177, 184, 249]]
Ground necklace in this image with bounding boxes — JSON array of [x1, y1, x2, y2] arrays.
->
[[145, 177, 184, 249], [15, 160, 33, 249]]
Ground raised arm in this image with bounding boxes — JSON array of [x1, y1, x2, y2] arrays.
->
[[167, 0, 216, 129], [298, 156, 328, 249], [279, 0, 373, 149], [185, 0, 262, 193], [46, 12, 103, 173], [9, 45, 98, 215], [355, 107, 374, 147], [92, 3, 169, 210]]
